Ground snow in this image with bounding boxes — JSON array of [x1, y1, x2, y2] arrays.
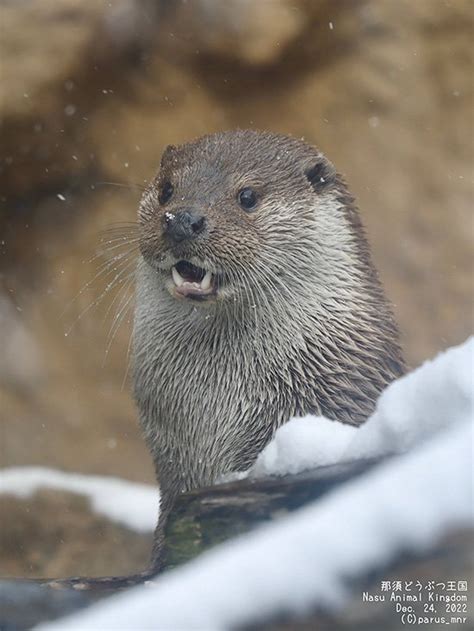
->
[[248, 336, 473, 478], [247, 416, 357, 478], [37, 417, 473, 631], [0, 468, 158, 533]]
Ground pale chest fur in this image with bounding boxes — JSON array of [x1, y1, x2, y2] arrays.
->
[[133, 265, 302, 489]]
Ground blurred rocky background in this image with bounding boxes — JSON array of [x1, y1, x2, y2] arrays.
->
[[1, 0, 473, 577]]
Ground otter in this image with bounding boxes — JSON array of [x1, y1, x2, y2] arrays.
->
[[133, 129, 405, 564]]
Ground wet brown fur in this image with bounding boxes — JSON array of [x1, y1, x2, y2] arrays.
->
[[133, 130, 405, 565]]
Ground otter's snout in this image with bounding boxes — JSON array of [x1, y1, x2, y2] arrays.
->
[[164, 210, 206, 244]]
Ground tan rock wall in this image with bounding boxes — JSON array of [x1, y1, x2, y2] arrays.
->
[[1, 0, 472, 576]]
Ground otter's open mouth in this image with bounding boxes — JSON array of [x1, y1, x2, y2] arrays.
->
[[171, 260, 216, 300]]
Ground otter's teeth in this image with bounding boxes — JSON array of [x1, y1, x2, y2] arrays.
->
[[200, 270, 212, 291], [171, 266, 184, 287]]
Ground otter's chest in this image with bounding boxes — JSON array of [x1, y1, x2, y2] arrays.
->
[[133, 313, 297, 442], [140, 327, 260, 420]]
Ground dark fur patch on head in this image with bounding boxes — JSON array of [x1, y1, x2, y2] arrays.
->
[[160, 144, 177, 168], [305, 158, 336, 192]]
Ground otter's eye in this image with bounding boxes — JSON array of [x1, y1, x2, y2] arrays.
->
[[159, 181, 174, 205], [237, 187, 258, 212]]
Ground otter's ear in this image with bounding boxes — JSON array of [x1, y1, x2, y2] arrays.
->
[[304, 156, 336, 193], [160, 144, 177, 168]]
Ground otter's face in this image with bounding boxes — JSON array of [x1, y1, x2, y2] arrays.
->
[[138, 131, 337, 306]]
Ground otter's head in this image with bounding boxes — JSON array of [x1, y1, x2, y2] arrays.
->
[[138, 130, 344, 307]]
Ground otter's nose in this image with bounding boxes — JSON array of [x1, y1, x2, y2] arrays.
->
[[164, 210, 206, 243]]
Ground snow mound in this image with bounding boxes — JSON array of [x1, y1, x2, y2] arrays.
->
[[37, 417, 473, 631], [249, 336, 473, 478], [0, 468, 158, 533]]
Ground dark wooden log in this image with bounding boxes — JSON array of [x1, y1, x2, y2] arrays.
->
[[162, 458, 382, 569]]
